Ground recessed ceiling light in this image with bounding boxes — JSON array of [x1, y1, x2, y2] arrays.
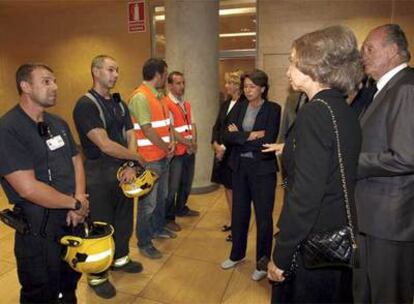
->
[[220, 32, 256, 38], [219, 7, 256, 16], [154, 7, 256, 21]]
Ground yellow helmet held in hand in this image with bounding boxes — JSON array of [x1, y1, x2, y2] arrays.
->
[[117, 166, 158, 198], [60, 221, 115, 274]]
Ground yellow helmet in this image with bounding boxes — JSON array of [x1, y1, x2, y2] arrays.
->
[[60, 221, 115, 274], [117, 167, 158, 198]]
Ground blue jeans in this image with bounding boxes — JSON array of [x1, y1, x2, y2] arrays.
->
[[136, 157, 169, 248], [166, 153, 195, 220]]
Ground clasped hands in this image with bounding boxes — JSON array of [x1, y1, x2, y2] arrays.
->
[[66, 193, 89, 226]]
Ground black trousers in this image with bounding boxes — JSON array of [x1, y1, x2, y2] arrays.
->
[[353, 233, 414, 303], [85, 158, 133, 260], [271, 260, 353, 303], [15, 211, 81, 303], [230, 158, 276, 266]]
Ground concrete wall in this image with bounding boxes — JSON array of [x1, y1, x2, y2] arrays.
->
[[257, 0, 414, 108]]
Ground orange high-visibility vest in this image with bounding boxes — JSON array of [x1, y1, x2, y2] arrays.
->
[[165, 95, 193, 156], [129, 84, 170, 162]]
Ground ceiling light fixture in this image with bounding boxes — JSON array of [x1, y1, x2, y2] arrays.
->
[[154, 7, 256, 21], [219, 32, 256, 38]]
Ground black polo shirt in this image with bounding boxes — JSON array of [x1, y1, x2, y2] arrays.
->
[[0, 105, 78, 205], [73, 90, 133, 160]]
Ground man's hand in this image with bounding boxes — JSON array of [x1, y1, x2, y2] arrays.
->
[[188, 142, 198, 154], [75, 193, 89, 205], [68, 196, 89, 226], [267, 260, 286, 282], [118, 167, 136, 184], [73, 196, 89, 218], [168, 142, 175, 157], [66, 210, 86, 227]]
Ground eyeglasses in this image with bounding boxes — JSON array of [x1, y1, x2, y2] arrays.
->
[[37, 121, 52, 138]]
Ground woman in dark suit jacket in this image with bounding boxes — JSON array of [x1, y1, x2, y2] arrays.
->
[[211, 70, 243, 241], [220, 69, 281, 282], [265, 25, 364, 303]]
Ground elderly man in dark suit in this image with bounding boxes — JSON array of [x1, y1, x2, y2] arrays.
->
[[354, 24, 414, 303]]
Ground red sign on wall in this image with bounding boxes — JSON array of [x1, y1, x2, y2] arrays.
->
[[128, 0, 146, 33]]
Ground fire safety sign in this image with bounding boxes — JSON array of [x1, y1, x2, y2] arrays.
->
[[128, 0, 146, 33]]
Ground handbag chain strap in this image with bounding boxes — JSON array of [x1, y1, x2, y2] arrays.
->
[[314, 98, 357, 249]]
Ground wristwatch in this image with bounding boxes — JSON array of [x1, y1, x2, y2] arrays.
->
[[73, 199, 82, 211]]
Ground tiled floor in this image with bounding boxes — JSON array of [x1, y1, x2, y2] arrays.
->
[[0, 185, 283, 303]]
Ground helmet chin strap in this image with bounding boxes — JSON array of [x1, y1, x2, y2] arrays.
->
[[83, 218, 91, 237]]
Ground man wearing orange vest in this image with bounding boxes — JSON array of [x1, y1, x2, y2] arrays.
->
[[128, 58, 176, 259], [164, 71, 199, 232]]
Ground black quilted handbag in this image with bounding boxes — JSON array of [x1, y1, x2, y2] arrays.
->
[[301, 226, 357, 269], [300, 99, 359, 269]]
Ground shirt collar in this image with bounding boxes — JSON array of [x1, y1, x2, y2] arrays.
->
[[376, 63, 408, 94], [143, 81, 164, 99], [168, 92, 184, 105]]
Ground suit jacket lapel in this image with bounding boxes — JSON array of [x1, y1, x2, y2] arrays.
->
[[360, 68, 409, 126], [359, 85, 385, 126], [223, 100, 231, 118], [236, 99, 267, 131], [252, 100, 267, 130]]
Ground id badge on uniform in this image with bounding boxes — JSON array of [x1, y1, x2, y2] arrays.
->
[[46, 135, 65, 151]]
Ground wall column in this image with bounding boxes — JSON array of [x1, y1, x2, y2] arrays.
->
[[165, 0, 219, 192]]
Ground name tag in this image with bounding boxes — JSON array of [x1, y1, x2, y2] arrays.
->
[[46, 135, 65, 151]]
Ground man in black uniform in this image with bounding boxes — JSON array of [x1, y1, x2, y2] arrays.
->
[[0, 63, 89, 303], [73, 55, 145, 299]]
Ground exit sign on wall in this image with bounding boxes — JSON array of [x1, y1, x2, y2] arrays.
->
[[128, 0, 146, 33]]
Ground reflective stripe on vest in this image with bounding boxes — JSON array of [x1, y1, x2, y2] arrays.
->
[[129, 84, 170, 162], [165, 96, 193, 155], [133, 118, 170, 130], [174, 124, 192, 133], [137, 136, 171, 147]]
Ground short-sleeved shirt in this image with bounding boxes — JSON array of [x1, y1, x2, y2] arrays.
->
[[0, 105, 78, 204], [73, 90, 133, 160], [128, 83, 164, 126]]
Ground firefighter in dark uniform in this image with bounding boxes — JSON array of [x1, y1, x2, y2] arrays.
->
[[0, 63, 89, 303], [73, 55, 145, 299]]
